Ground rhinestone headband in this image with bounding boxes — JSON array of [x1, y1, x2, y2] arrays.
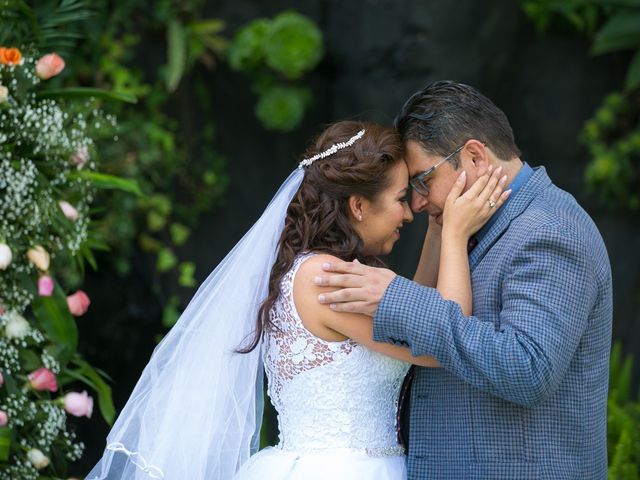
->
[[298, 129, 365, 169]]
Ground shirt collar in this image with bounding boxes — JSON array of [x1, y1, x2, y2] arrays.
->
[[474, 162, 534, 242]]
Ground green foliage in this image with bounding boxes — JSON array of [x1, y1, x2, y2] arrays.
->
[[521, 0, 640, 90], [0, 12, 129, 473], [263, 11, 324, 79], [228, 19, 270, 71], [255, 85, 312, 131], [0, 0, 92, 56], [608, 343, 640, 478], [520, 0, 602, 35], [521, 0, 640, 213], [581, 91, 640, 211], [228, 10, 323, 131]]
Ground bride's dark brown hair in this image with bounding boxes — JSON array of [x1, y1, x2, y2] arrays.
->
[[239, 120, 404, 353]]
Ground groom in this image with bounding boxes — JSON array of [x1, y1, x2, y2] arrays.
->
[[316, 81, 613, 479]]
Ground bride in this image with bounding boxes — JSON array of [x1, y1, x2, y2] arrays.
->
[[88, 121, 508, 480]]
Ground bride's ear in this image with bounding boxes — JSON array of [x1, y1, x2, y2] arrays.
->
[[348, 195, 365, 222]]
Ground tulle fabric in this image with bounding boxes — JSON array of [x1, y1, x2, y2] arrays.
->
[[234, 447, 407, 480], [87, 169, 304, 480]]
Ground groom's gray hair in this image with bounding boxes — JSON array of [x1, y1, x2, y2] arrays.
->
[[394, 80, 521, 165]]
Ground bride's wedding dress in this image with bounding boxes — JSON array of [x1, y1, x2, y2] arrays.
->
[[235, 253, 409, 479]]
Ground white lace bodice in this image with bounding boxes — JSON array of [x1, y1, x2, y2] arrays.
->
[[263, 253, 409, 456]]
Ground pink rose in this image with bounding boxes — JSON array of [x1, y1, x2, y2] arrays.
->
[[35, 53, 65, 80], [38, 275, 54, 296], [28, 367, 58, 392], [67, 290, 90, 316], [58, 201, 79, 221], [0, 410, 7, 426], [70, 146, 89, 168], [63, 390, 93, 418]]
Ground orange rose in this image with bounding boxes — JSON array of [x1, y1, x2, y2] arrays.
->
[[0, 47, 22, 65]]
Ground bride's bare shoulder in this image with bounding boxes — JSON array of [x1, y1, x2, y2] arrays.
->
[[293, 253, 348, 341]]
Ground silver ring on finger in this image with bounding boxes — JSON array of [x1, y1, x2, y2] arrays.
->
[[488, 199, 497, 208]]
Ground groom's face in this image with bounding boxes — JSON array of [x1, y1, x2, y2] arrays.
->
[[404, 140, 467, 225]]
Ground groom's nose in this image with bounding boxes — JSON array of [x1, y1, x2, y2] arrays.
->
[[411, 189, 429, 213]]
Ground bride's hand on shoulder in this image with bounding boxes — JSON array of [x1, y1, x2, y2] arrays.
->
[[442, 166, 511, 240]]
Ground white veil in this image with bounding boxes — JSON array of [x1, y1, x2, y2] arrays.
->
[[87, 168, 304, 480]]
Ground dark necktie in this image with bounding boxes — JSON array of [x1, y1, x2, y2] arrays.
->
[[396, 365, 415, 449], [467, 235, 478, 253]]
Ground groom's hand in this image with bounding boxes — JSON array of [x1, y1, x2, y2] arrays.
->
[[314, 260, 397, 317]]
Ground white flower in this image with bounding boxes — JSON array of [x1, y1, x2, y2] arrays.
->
[[290, 337, 316, 364], [0, 85, 8, 103], [58, 200, 79, 221], [27, 245, 50, 271], [27, 448, 50, 469], [0, 243, 11, 270], [4, 311, 30, 339]]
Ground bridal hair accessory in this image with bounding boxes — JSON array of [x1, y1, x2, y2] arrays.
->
[[298, 129, 365, 168], [87, 169, 305, 480]]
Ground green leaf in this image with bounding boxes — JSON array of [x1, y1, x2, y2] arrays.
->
[[0, 427, 10, 462], [70, 357, 116, 425], [36, 87, 137, 104], [625, 48, 640, 90], [167, 20, 187, 92], [157, 248, 178, 272], [31, 282, 78, 364], [162, 296, 180, 328], [19, 349, 41, 371], [72, 171, 143, 196], [178, 262, 196, 288], [188, 19, 225, 35], [169, 223, 190, 246], [138, 233, 163, 252], [593, 11, 640, 55], [147, 211, 167, 232]]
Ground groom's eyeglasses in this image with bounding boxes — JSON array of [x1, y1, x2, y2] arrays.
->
[[409, 144, 465, 197]]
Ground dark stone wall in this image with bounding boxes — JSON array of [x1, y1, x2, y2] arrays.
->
[[74, 0, 639, 473]]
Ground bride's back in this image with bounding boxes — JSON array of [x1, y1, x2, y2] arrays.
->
[[263, 252, 408, 454]]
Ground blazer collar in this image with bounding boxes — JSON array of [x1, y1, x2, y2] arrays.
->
[[469, 166, 552, 270]]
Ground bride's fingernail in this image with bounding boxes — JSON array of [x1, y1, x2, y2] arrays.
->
[[322, 262, 331, 270], [318, 294, 326, 303], [313, 276, 322, 285], [505, 189, 512, 196], [500, 175, 508, 184], [459, 171, 466, 180]]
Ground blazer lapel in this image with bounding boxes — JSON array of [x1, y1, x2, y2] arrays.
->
[[469, 166, 553, 271]]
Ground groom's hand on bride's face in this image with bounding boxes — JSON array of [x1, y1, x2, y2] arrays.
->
[[314, 260, 397, 317]]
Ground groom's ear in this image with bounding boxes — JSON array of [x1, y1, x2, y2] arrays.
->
[[464, 140, 490, 176]]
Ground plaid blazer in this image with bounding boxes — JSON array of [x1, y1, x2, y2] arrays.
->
[[373, 167, 612, 480]]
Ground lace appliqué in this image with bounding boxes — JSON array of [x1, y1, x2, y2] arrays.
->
[[262, 253, 410, 456], [264, 253, 357, 400]]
